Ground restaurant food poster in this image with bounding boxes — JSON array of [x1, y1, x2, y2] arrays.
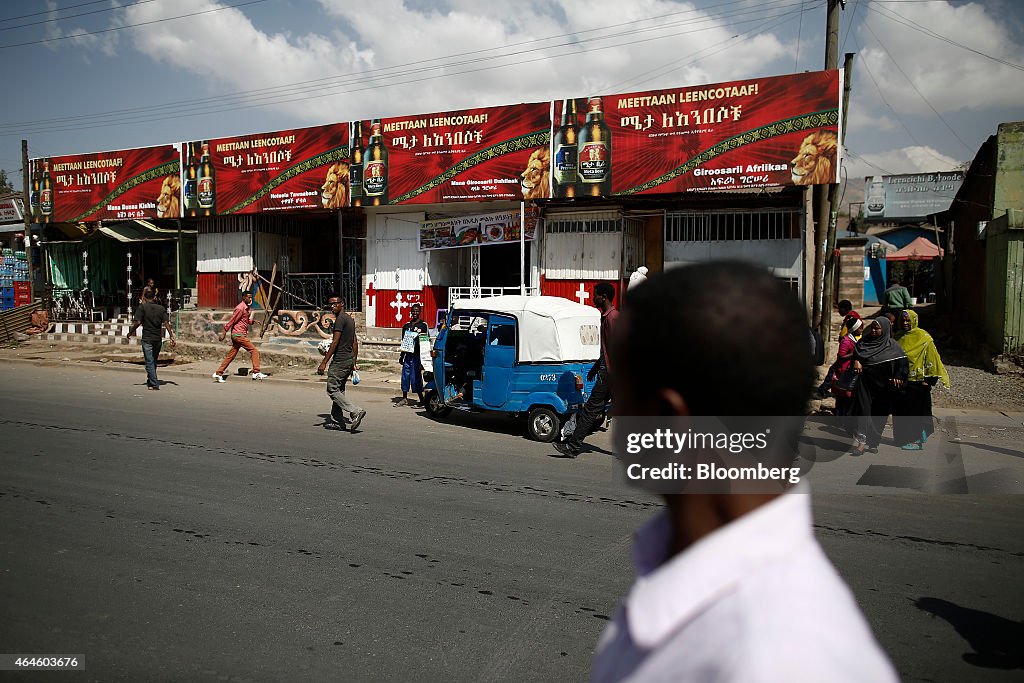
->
[[549, 70, 842, 197], [352, 102, 550, 206], [31, 145, 179, 223], [182, 123, 350, 216], [418, 207, 539, 250]]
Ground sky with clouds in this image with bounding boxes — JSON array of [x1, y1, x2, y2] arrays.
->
[[2, 0, 1022, 211]]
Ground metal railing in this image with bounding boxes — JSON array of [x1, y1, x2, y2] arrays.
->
[[46, 286, 94, 321], [665, 208, 802, 242], [283, 273, 338, 311], [448, 286, 538, 302]]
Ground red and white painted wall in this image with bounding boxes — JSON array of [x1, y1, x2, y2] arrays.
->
[[364, 210, 452, 329], [363, 208, 641, 326]]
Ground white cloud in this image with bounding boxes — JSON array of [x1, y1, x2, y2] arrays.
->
[[44, 0, 119, 57], [845, 105, 897, 133], [855, 0, 1024, 115], [845, 145, 961, 181], [113, 0, 788, 127]]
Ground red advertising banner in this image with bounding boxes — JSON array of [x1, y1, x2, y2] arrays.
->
[[182, 123, 349, 216], [30, 146, 180, 223], [550, 70, 842, 197], [350, 103, 550, 206]]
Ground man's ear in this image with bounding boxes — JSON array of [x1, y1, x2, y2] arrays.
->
[[659, 388, 690, 417]]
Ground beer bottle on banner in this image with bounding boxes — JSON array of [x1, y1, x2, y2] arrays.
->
[[578, 96, 612, 196], [363, 119, 388, 206], [183, 141, 199, 217], [29, 160, 40, 223], [553, 98, 580, 198], [40, 159, 54, 222], [198, 141, 216, 216], [350, 120, 364, 207]]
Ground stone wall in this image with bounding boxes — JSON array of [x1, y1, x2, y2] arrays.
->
[[174, 309, 366, 344]]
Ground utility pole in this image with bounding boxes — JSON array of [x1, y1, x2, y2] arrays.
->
[[20, 139, 36, 301], [821, 52, 856, 344], [812, 0, 844, 336]]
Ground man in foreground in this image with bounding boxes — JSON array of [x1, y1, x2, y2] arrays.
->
[[126, 289, 176, 390], [318, 296, 366, 432], [591, 262, 896, 682], [213, 291, 267, 382], [555, 281, 617, 457]]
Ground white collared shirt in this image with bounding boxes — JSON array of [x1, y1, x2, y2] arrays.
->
[[591, 487, 898, 682]]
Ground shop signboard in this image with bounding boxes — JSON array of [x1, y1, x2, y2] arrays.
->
[[549, 70, 843, 197], [0, 197, 23, 224], [181, 123, 350, 216], [351, 103, 550, 207], [418, 207, 539, 251], [29, 145, 179, 223], [863, 171, 964, 220]]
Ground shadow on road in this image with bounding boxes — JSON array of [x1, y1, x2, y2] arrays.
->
[[914, 597, 1024, 669]]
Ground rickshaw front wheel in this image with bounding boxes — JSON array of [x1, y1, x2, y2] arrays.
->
[[527, 406, 562, 442], [424, 390, 452, 419]]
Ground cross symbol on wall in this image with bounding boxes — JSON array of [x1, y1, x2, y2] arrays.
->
[[391, 292, 411, 321], [365, 281, 376, 305], [575, 283, 590, 305]]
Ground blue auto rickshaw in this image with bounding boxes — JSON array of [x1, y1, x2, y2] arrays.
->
[[423, 296, 600, 441]]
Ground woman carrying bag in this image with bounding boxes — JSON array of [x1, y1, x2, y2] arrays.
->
[[848, 317, 909, 456], [893, 309, 950, 450]]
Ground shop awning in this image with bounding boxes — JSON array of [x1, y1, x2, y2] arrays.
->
[[97, 220, 197, 243], [885, 236, 944, 261]]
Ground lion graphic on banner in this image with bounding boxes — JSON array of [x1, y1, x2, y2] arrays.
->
[[156, 175, 181, 218], [321, 162, 350, 209], [790, 131, 839, 186]]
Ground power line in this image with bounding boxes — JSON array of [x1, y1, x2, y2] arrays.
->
[[850, 33, 957, 168], [6, 11, 798, 139], [0, 0, 114, 23], [608, 3, 816, 93], [860, 16, 974, 154], [1, 0, 809, 135], [865, 2, 1024, 71], [0, 0, 803, 130], [0, 0, 273, 50], [0, 0, 161, 32], [794, 0, 806, 71], [839, 0, 860, 54]]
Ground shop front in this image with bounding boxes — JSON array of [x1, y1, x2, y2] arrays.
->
[[364, 204, 540, 329]]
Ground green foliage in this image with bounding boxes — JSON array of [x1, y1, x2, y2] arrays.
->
[[0, 169, 14, 194]]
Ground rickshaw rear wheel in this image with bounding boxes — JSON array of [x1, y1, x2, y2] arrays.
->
[[424, 390, 452, 419], [527, 406, 561, 442]]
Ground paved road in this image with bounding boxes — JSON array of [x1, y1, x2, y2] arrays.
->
[[1, 363, 1021, 681]]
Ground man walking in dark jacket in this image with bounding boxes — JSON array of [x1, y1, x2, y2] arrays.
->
[[555, 281, 618, 457]]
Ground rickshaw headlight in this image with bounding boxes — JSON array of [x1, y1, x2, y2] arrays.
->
[[574, 373, 584, 392]]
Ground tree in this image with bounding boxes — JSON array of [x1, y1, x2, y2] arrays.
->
[[0, 169, 15, 194]]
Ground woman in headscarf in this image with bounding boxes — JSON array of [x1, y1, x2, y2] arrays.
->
[[848, 317, 909, 456], [893, 309, 949, 449], [830, 314, 864, 418]]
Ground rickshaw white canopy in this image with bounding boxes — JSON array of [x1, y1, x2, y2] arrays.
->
[[450, 295, 601, 363]]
